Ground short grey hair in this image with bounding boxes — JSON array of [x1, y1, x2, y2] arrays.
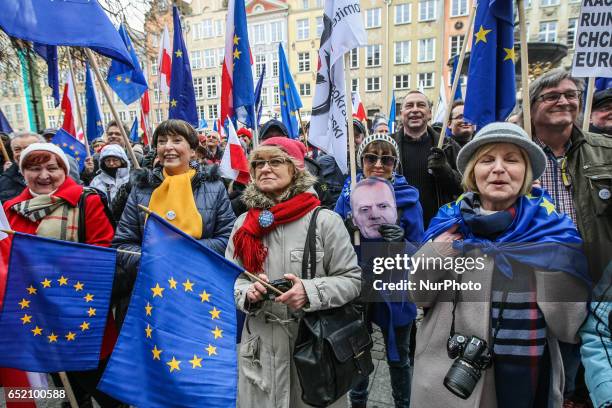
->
[[10, 131, 45, 145], [350, 177, 396, 209], [529, 68, 585, 110]]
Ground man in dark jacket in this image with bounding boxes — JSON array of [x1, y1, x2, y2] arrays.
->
[[392, 91, 462, 227], [589, 88, 611, 136], [448, 100, 475, 148]]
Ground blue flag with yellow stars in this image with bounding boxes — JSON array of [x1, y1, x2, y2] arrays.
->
[[0, 232, 116, 372], [106, 24, 148, 106], [464, 0, 516, 129], [168, 6, 198, 127], [279, 43, 303, 139], [99, 213, 242, 407], [0, 107, 13, 134], [422, 188, 590, 284], [33, 43, 60, 107], [51, 128, 89, 172], [85, 63, 104, 143]]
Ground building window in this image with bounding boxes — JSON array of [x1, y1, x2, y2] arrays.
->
[[104, 112, 112, 124], [418, 38, 435, 62], [538, 21, 557, 42], [298, 52, 311, 72], [366, 77, 381, 92], [45, 95, 55, 109], [418, 0, 437, 21], [450, 0, 468, 17], [271, 54, 279, 77], [417, 72, 434, 88], [261, 88, 269, 107], [255, 55, 266, 78], [395, 3, 411, 24], [394, 74, 410, 90], [204, 49, 216, 68], [394, 41, 411, 64], [215, 20, 223, 37], [153, 81, 160, 102], [299, 83, 311, 96], [129, 110, 136, 121], [365, 8, 381, 29], [197, 105, 206, 121], [273, 86, 280, 105], [540, 0, 559, 6], [119, 111, 127, 122], [208, 104, 218, 120], [202, 19, 213, 38], [253, 24, 266, 44], [206, 77, 217, 98], [302, 0, 309, 9], [449, 35, 464, 59], [193, 77, 204, 99], [192, 23, 203, 40], [48, 115, 57, 128], [150, 58, 158, 75], [191, 50, 203, 70], [366, 44, 381, 67], [14, 106, 23, 123], [316, 17, 324, 36], [351, 78, 359, 93], [316, 0, 323, 7], [567, 18, 577, 48], [297, 19, 309, 40], [270, 21, 283, 42], [350, 48, 359, 68], [216, 48, 225, 66]]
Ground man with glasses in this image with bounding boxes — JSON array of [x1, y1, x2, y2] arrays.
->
[[448, 100, 475, 148], [589, 88, 612, 136], [529, 68, 612, 408]]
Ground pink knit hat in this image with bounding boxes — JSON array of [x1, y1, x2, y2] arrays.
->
[[261, 137, 307, 170]]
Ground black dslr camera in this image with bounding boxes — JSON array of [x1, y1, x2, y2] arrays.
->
[[262, 278, 293, 301], [443, 334, 492, 399]]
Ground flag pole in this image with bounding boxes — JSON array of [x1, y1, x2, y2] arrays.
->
[[66, 50, 91, 159], [84, 48, 141, 169], [58, 372, 79, 408], [582, 77, 595, 132], [252, 104, 259, 148], [517, 0, 532, 138], [343, 53, 360, 246], [296, 108, 307, 146], [0, 140, 10, 163], [437, 2, 477, 149]]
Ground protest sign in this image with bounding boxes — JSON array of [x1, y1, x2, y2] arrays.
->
[[571, 0, 612, 78]]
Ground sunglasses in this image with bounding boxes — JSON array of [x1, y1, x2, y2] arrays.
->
[[362, 153, 396, 167], [251, 157, 289, 170]]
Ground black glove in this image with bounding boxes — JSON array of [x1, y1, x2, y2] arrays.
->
[[344, 215, 359, 235], [427, 147, 454, 181], [378, 224, 405, 242]]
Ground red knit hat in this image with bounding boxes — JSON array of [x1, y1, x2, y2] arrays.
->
[[261, 137, 307, 170], [237, 127, 252, 140]]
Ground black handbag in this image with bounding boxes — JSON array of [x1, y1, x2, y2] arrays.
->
[[293, 207, 374, 407]]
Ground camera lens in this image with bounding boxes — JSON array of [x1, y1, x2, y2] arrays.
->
[[443, 359, 482, 400]]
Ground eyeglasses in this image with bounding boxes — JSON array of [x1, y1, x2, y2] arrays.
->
[[251, 157, 289, 170], [451, 114, 465, 121], [362, 153, 396, 167], [537, 90, 583, 104]]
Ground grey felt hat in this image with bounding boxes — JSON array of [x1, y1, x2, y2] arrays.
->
[[456, 122, 547, 179]]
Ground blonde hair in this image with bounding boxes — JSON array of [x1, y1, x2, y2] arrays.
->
[[248, 145, 299, 179], [461, 143, 533, 196]]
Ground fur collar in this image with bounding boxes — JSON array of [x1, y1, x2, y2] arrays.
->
[[131, 162, 221, 189], [241, 170, 318, 209]]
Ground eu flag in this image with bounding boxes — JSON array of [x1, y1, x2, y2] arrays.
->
[[464, 0, 515, 129], [388, 92, 396, 133], [129, 117, 139, 143], [231, 0, 256, 128], [168, 6, 198, 127], [254, 64, 266, 128], [107, 24, 148, 105], [33, 43, 60, 107], [279, 44, 303, 139], [0, 107, 13, 134], [0, 232, 116, 372], [85, 63, 104, 143], [51, 128, 89, 172], [450, 55, 463, 101], [98, 213, 242, 407], [0, 0, 133, 68]]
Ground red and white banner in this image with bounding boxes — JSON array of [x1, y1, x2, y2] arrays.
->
[[220, 0, 237, 124], [352, 92, 367, 123], [220, 119, 250, 185], [60, 75, 83, 143], [140, 90, 151, 146], [157, 25, 172, 96]]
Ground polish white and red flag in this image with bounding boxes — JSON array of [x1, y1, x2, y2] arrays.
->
[[60, 74, 84, 143], [140, 89, 151, 146], [157, 25, 172, 96], [352, 91, 367, 123], [220, 118, 250, 185]]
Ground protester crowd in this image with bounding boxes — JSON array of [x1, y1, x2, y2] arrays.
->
[[1, 69, 611, 408]]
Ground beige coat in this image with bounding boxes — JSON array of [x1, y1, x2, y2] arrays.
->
[[408, 242, 589, 408], [226, 180, 361, 408]]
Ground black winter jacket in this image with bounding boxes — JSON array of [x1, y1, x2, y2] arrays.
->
[[0, 164, 26, 203]]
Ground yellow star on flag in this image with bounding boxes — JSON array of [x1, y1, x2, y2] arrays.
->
[[117, 75, 123, 82], [189, 354, 203, 368], [84, 293, 94, 302], [175, 50, 183, 58], [88, 307, 96, 317], [74, 283, 83, 292], [170, 99, 178, 108], [41, 278, 52, 288], [31, 326, 43, 336], [21, 314, 32, 324], [145, 324, 152, 338], [475, 25, 492, 44], [168, 277, 177, 289], [233, 48, 241, 59], [233, 34, 240, 45], [65, 332, 76, 341], [80, 321, 90, 331], [209, 307, 221, 320], [57, 276, 68, 286], [199, 290, 210, 302], [152, 345, 162, 360], [182, 279, 194, 292], [48, 332, 58, 343], [145, 302, 153, 316], [206, 344, 217, 356], [18, 298, 30, 309], [540, 199, 556, 215], [151, 283, 165, 298], [124, 77, 131, 83], [212, 326, 223, 339], [167, 356, 181, 372], [504, 47, 516, 62], [26, 285, 37, 295]]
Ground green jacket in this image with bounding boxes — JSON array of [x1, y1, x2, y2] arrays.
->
[[567, 126, 612, 281]]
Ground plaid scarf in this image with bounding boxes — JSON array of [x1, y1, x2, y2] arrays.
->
[[11, 194, 79, 242]]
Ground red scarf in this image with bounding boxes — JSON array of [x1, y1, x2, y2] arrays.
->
[[233, 192, 320, 273]]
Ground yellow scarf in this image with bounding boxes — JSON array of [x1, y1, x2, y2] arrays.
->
[[149, 168, 203, 238]]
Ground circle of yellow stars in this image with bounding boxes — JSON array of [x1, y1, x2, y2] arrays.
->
[[146, 277, 223, 373], [20, 276, 96, 344]]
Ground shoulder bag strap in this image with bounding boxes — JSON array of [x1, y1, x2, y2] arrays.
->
[[302, 207, 322, 280]]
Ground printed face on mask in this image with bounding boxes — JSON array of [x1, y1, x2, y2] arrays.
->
[[351, 180, 398, 239]]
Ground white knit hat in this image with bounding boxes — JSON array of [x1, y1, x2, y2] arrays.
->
[[19, 143, 70, 173], [357, 132, 400, 168]]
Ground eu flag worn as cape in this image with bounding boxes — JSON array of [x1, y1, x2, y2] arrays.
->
[[85, 64, 104, 142], [279, 43, 303, 139], [107, 24, 148, 105], [52, 128, 88, 172], [423, 188, 590, 284], [0, 0, 133, 68], [99, 213, 242, 408], [463, 0, 515, 129], [168, 6, 198, 127], [33, 43, 60, 107], [0, 232, 116, 372]]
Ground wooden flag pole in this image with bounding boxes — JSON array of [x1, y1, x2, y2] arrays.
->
[[517, 0, 532, 138], [296, 108, 307, 146], [252, 105, 260, 148], [84, 48, 141, 169], [582, 77, 595, 132], [344, 53, 360, 246], [243, 271, 285, 296], [58, 372, 79, 408], [66, 50, 91, 159], [0, 139, 10, 163], [437, 2, 477, 149]]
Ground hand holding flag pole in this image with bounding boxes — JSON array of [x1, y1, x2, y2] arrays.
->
[[66, 50, 90, 159], [437, 2, 477, 149]]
